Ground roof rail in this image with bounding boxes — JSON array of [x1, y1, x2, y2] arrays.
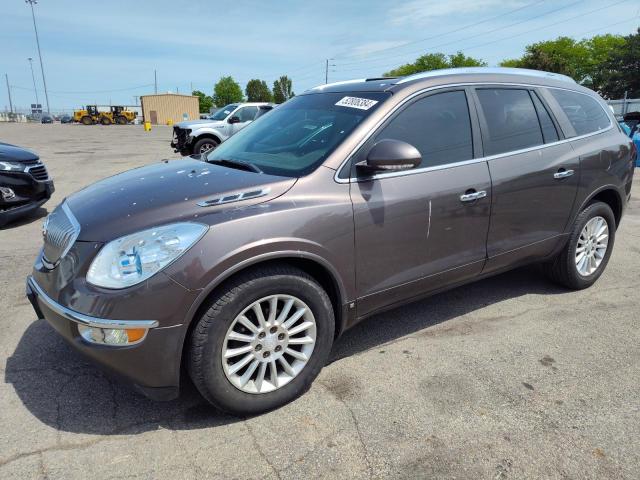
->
[[309, 79, 366, 91], [396, 67, 576, 84]]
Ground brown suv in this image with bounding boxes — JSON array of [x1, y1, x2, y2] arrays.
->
[[26, 68, 636, 415]]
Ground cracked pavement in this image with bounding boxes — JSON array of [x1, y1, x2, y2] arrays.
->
[[1, 123, 639, 479]]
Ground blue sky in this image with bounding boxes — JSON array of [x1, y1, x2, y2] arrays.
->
[[1, 0, 638, 113]]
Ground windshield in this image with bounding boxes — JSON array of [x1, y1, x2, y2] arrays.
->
[[205, 92, 389, 176], [209, 104, 238, 121]]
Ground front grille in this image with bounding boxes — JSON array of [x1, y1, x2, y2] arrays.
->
[[27, 164, 49, 181], [42, 203, 80, 267], [173, 127, 190, 149]]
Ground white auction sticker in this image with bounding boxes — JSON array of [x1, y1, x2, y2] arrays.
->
[[335, 96, 378, 110]]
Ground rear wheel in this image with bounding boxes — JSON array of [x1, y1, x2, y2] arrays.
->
[[188, 266, 334, 415], [192, 137, 219, 155], [543, 201, 615, 289], [100, 116, 112, 125], [115, 115, 127, 125], [81, 115, 93, 125]]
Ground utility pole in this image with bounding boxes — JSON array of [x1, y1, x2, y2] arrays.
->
[[154, 70, 158, 94], [190, 82, 193, 93], [27, 57, 39, 106], [5, 74, 13, 114], [26, 0, 50, 114], [324, 59, 335, 84]]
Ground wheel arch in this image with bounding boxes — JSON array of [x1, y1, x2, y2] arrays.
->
[[178, 253, 349, 378], [579, 186, 623, 228]]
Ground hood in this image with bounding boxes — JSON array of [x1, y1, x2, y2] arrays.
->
[[66, 158, 296, 242], [175, 119, 225, 129], [0, 142, 39, 163]]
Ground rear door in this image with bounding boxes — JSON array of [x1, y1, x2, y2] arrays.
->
[[350, 89, 491, 316], [231, 106, 259, 135], [472, 87, 580, 271]]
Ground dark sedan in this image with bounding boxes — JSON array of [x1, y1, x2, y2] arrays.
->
[[0, 143, 54, 227]]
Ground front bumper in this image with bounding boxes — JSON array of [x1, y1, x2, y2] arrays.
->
[[170, 127, 192, 155], [26, 275, 185, 400], [0, 173, 54, 227]]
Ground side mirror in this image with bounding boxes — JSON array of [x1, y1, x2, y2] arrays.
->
[[356, 139, 421, 174], [228, 116, 241, 124]]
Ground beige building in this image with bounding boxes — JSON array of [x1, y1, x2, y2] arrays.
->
[[140, 93, 199, 125]]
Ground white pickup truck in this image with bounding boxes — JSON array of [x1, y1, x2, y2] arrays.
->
[[171, 102, 274, 155]]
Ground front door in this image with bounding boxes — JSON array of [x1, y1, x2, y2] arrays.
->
[[350, 90, 491, 317], [471, 87, 580, 271]]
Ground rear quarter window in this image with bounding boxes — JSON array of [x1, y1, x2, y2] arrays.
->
[[548, 89, 610, 137]]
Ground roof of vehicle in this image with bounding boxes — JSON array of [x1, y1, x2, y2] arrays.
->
[[305, 67, 585, 95]]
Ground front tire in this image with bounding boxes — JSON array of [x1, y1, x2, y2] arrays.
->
[[192, 137, 219, 155], [188, 266, 335, 415], [543, 201, 615, 289]]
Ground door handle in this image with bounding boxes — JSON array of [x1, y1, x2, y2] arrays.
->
[[553, 169, 574, 179], [460, 190, 487, 202]]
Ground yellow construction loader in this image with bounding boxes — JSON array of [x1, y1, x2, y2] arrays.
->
[[73, 105, 137, 125]]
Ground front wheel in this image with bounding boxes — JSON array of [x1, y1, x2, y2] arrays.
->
[[543, 201, 616, 289], [188, 266, 335, 415], [192, 137, 219, 155]]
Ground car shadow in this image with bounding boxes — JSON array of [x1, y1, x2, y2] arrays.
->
[[0, 207, 48, 230], [5, 265, 568, 434]]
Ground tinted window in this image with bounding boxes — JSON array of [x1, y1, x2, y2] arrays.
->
[[236, 106, 259, 122], [548, 89, 610, 136], [476, 89, 543, 156], [531, 92, 559, 143], [373, 90, 473, 168]]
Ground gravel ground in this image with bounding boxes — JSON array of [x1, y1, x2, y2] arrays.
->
[[1, 122, 639, 479]]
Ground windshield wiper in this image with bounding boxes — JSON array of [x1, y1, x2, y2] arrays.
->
[[207, 158, 263, 174]]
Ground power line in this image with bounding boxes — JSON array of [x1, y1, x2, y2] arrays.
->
[[334, 0, 547, 64], [10, 83, 154, 94], [334, 0, 588, 70], [334, 0, 631, 74]]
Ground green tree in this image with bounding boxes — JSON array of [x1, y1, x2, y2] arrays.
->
[[213, 76, 244, 107], [600, 29, 639, 98], [245, 79, 272, 102], [498, 34, 626, 95], [499, 37, 589, 80], [192, 90, 214, 113], [383, 52, 486, 77], [272, 76, 294, 104]]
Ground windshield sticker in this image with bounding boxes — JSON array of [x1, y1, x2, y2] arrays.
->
[[335, 96, 378, 110]]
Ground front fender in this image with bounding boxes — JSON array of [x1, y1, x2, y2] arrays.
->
[[189, 126, 227, 142]]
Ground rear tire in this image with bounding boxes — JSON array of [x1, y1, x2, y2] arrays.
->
[[192, 137, 219, 155], [188, 266, 334, 415], [100, 116, 112, 125], [543, 201, 615, 289], [81, 116, 93, 125], [115, 115, 127, 125]]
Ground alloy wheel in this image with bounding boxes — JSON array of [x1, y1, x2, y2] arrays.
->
[[222, 295, 317, 394], [575, 216, 609, 276]]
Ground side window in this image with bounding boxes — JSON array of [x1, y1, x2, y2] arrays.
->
[[373, 90, 473, 168], [476, 88, 543, 156], [548, 89, 610, 136], [236, 106, 258, 122], [531, 92, 559, 143]]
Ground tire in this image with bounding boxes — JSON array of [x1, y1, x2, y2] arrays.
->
[[543, 201, 616, 289], [115, 116, 127, 125], [192, 137, 219, 155], [100, 116, 112, 125], [188, 266, 335, 415], [81, 116, 93, 125]]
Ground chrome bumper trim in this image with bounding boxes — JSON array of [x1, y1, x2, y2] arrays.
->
[[27, 276, 159, 329]]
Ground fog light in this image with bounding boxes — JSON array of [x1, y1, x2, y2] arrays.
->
[[78, 325, 148, 345], [0, 187, 15, 200]]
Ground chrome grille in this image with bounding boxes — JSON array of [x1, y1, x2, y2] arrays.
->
[[27, 164, 49, 181], [42, 203, 80, 267]]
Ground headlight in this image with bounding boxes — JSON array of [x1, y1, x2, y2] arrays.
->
[[87, 222, 208, 289], [0, 161, 25, 172]]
